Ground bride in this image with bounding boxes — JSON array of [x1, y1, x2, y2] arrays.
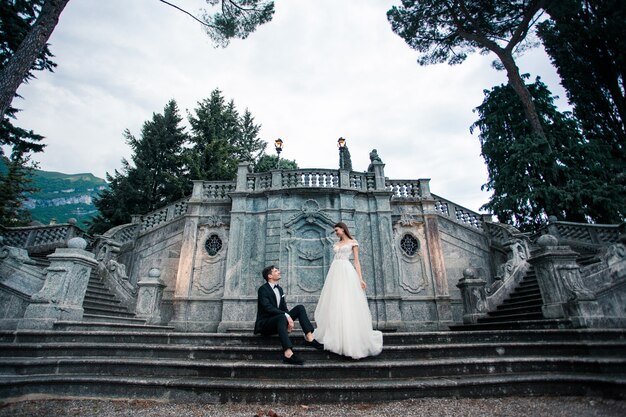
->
[[314, 222, 383, 359]]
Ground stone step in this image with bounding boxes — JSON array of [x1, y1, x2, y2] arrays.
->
[[509, 287, 542, 298], [2, 341, 624, 362], [87, 280, 107, 290], [1, 329, 623, 346], [1, 373, 623, 403], [502, 293, 543, 304], [83, 299, 127, 312], [1, 356, 624, 380], [85, 288, 117, 299], [488, 305, 542, 317], [449, 319, 574, 331], [82, 306, 135, 318], [81, 314, 146, 325], [53, 320, 173, 332], [478, 311, 544, 322]]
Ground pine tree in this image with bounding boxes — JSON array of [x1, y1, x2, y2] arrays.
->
[[472, 77, 592, 230], [187, 89, 265, 181], [538, 0, 625, 222], [0, 152, 37, 226], [89, 100, 189, 234]]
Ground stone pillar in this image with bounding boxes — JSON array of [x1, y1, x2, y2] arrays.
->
[[456, 268, 488, 324], [529, 234, 604, 327], [339, 169, 350, 188], [371, 161, 386, 190], [236, 162, 252, 191], [135, 268, 167, 324], [171, 181, 203, 330], [18, 237, 97, 329], [421, 197, 452, 327]]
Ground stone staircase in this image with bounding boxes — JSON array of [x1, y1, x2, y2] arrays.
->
[[80, 270, 138, 323], [0, 328, 624, 403], [451, 267, 574, 331]]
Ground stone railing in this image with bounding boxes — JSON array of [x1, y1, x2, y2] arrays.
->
[[140, 197, 191, 232], [245, 169, 377, 192], [0, 223, 88, 254], [536, 220, 624, 246], [386, 180, 423, 199], [202, 182, 236, 200], [431, 194, 485, 231], [101, 223, 140, 245], [247, 172, 272, 191]]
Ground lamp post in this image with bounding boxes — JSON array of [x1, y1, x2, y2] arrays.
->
[[338, 137, 351, 170], [274, 138, 284, 169]]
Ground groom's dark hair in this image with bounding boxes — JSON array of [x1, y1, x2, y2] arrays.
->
[[262, 265, 275, 281]]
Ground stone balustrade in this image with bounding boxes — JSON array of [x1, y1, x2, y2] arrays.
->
[[431, 194, 484, 230], [386, 180, 423, 199], [203, 182, 236, 200], [245, 169, 377, 192], [139, 197, 191, 232], [0, 223, 87, 254], [103, 223, 140, 245], [537, 219, 624, 246]]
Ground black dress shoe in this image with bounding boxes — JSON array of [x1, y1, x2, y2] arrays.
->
[[304, 339, 324, 350], [283, 353, 304, 365]]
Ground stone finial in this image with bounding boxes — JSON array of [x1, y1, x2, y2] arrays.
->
[[547, 215, 558, 223], [462, 268, 477, 279], [537, 234, 559, 247], [67, 237, 88, 250], [148, 268, 162, 279], [68, 218, 77, 225]]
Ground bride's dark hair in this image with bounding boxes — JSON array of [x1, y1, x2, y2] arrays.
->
[[334, 222, 354, 240]]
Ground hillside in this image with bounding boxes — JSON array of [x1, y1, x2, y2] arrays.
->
[[1, 162, 109, 230]]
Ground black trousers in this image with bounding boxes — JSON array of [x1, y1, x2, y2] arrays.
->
[[259, 305, 314, 351]]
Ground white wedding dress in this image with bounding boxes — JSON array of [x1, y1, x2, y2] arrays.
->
[[314, 240, 383, 359]]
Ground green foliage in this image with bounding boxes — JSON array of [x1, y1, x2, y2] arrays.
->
[[89, 100, 189, 234], [537, 0, 625, 222], [90, 91, 274, 234], [387, 0, 543, 66], [0, 153, 36, 226], [0, 0, 52, 226], [254, 154, 298, 173], [202, 0, 275, 47], [472, 77, 594, 230], [187, 89, 265, 181], [0, 0, 56, 81]]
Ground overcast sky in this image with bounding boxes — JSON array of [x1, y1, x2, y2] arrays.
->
[[13, 0, 566, 213]]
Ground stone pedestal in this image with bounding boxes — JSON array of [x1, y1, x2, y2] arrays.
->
[[456, 268, 488, 324], [18, 238, 97, 329], [135, 268, 167, 324], [529, 234, 604, 327]]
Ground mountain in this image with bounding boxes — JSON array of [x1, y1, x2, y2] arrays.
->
[[24, 169, 108, 230]]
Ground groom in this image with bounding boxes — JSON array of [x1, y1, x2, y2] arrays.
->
[[254, 265, 323, 365]]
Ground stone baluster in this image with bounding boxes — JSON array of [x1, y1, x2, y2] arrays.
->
[[135, 268, 167, 325], [18, 237, 98, 329], [456, 268, 488, 324]]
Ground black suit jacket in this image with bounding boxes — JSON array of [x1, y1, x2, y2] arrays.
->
[[254, 282, 288, 334]]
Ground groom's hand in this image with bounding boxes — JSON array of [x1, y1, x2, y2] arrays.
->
[[287, 316, 295, 333]]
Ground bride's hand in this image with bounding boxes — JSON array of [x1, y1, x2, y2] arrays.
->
[[360, 280, 366, 290]]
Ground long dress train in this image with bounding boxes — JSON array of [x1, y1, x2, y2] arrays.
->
[[314, 240, 383, 359]]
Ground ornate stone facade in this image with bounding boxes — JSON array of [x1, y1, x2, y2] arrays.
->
[[1, 153, 624, 332]]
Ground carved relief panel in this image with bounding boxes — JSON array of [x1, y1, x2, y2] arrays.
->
[[191, 216, 229, 296], [284, 200, 336, 294], [393, 215, 429, 294]]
